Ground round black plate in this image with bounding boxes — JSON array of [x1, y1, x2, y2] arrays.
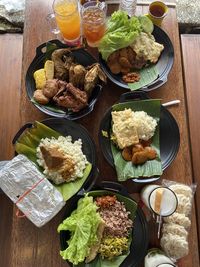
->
[[98, 92, 180, 183], [99, 25, 174, 91], [26, 39, 102, 120], [13, 118, 97, 192], [59, 182, 149, 267]]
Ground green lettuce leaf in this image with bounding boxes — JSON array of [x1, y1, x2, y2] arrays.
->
[[58, 195, 101, 265], [74, 191, 137, 267], [98, 11, 142, 60]]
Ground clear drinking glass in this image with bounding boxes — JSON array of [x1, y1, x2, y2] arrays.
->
[[81, 1, 107, 47], [46, 0, 81, 46], [119, 0, 137, 17]]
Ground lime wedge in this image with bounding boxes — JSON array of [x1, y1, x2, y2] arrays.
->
[[139, 15, 154, 34]]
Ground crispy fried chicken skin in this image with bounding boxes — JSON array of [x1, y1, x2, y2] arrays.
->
[[51, 48, 75, 80], [107, 46, 146, 78], [43, 79, 60, 98], [53, 82, 88, 112], [69, 64, 87, 88], [33, 89, 49, 105]]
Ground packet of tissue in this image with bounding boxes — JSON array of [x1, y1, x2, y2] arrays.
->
[[0, 154, 65, 227]]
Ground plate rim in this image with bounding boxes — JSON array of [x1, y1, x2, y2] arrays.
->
[[25, 39, 102, 120], [99, 25, 174, 91], [59, 187, 149, 267], [98, 97, 180, 183]]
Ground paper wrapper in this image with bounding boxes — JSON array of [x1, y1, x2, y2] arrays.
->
[[0, 155, 65, 227]]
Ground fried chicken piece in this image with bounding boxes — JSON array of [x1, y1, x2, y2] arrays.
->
[[108, 61, 121, 74], [132, 144, 144, 154], [51, 48, 75, 80], [69, 64, 87, 88], [121, 67, 131, 74], [122, 146, 133, 161], [140, 139, 152, 147], [144, 146, 157, 160], [122, 72, 140, 83], [53, 83, 88, 112], [127, 47, 136, 63], [118, 56, 132, 69], [131, 56, 147, 70], [132, 150, 149, 165], [43, 79, 60, 98], [33, 89, 49, 105], [40, 146, 66, 169], [132, 146, 157, 165], [84, 63, 106, 96]]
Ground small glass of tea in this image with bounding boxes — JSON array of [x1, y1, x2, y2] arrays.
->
[[148, 1, 168, 26]]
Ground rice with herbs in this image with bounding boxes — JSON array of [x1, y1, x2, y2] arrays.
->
[[36, 136, 88, 184], [132, 111, 158, 141]]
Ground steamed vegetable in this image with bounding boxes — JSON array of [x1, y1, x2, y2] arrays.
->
[[58, 195, 101, 265], [99, 236, 129, 259], [98, 11, 142, 60]]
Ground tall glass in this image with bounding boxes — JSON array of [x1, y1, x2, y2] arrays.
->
[[81, 1, 107, 47], [47, 0, 81, 45]]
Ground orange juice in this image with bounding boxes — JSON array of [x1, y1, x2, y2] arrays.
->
[[54, 1, 81, 41]]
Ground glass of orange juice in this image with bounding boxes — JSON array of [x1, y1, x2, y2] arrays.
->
[[47, 0, 81, 46], [81, 1, 107, 47]]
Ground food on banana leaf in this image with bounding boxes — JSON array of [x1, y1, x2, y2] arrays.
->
[[14, 121, 92, 201], [111, 108, 157, 166], [33, 47, 106, 112], [58, 193, 135, 265], [37, 135, 89, 184], [99, 11, 163, 84], [110, 100, 162, 180]]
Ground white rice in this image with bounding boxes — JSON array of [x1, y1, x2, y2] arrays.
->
[[36, 136, 88, 184], [132, 111, 158, 141]]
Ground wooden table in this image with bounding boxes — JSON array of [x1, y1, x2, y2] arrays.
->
[[0, 1, 199, 267]]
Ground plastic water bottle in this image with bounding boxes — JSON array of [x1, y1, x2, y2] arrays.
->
[[119, 0, 137, 17]]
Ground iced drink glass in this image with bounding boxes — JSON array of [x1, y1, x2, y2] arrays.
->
[[81, 1, 107, 47], [47, 0, 81, 45]]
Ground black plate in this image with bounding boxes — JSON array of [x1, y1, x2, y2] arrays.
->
[[59, 181, 149, 267], [26, 39, 102, 120], [98, 91, 180, 183], [99, 25, 174, 91], [13, 118, 98, 193]]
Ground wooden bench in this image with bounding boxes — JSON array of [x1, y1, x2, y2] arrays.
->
[[0, 34, 22, 160], [181, 34, 200, 242]]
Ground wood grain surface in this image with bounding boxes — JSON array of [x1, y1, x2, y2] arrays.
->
[[0, 2, 199, 267], [181, 34, 200, 247], [0, 33, 23, 267], [0, 34, 22, 160]]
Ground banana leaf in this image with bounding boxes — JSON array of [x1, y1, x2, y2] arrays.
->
[[75, 190, 137, 267], [14, 121, 92, 201], [31, 98, 66, 114], [128, 64, 159, 91], [111, 100, 162, 181]]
